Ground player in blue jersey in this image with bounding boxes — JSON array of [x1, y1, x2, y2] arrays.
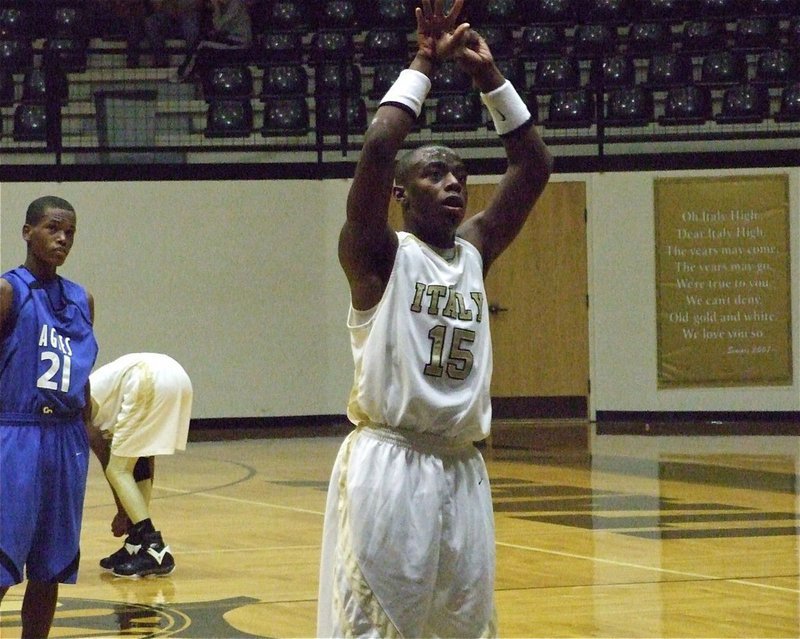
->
[[0, 196, 98, 639]]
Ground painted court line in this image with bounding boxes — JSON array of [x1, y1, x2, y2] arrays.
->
[[497, 541, 800, 594], [157, 485, 325, 516], [182, 545, 320, 555]]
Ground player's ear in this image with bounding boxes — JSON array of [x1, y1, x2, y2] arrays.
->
[[392, 185, 405, 201]]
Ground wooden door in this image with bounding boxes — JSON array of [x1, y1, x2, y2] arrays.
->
[[483, 181, 589, 415], [389, 180, 588, 418]]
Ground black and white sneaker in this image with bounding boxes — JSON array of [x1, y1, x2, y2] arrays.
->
[[99, 539, 141, 571], [112, 531, 175, 578]]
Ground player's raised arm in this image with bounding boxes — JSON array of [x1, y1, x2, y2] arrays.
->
[[455, 30, 554, 273], [339, 0, 470, 310]]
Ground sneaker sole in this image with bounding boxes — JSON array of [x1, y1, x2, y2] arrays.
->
[[112, 565, 175, 579], [100, 562, 131, 572]]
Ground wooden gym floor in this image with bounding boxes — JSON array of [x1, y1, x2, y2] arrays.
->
[[0, 421, 798, 638]]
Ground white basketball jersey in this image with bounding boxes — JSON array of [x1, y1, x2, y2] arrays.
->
[[346, 231, 493, 442]]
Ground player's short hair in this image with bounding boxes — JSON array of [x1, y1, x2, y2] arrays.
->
[[394, 148, 417, 187], [394, 145, 464, 187], [25, 196, 76, 225]]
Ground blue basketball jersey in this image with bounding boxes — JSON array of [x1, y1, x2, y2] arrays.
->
[[0, 267, 98, 420]]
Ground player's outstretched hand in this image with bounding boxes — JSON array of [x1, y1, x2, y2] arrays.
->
[[454, 28, 494, 75], [415, 0, 471, 61]]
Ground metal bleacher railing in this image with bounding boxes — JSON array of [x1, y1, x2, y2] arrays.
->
[[1, 0, 800, 167]]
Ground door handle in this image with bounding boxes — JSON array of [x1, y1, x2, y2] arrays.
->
[[488, 303, 509, 315]]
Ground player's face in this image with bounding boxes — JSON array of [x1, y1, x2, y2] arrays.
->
[[403, 147, 468, 248], [23, 207, 77, 270]]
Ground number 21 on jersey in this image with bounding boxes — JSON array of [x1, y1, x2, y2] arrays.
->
[[38, 351, 72, 392], [37, 324, 74, 392]]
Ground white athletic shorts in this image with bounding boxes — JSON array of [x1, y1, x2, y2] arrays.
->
[[317, 426, 497, 638], [92, 354, 193, 458]]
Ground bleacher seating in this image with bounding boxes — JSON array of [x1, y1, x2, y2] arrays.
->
[[715, 83, 771, 123], [267, 0, 310, 31], [317, 0, 360, 31], [659, 85, 713, 124], [205, 99, 253, 138], [261, 96, 310, 136], [639, 0, 687, 22], [627, 21, 674, 54], [543, 89, 595, 128], [532, 0, 578, 25], [605, 86, 655, 126], [364, 0, 413, 29], [754, 49, 797, 86], [22, 68, 69, 105], [532, 56, 581, 93], [573, 23, 618, 59], [476, 0, 520, 26], [361, 28, 408, 63], [203, 66, 253, 101], [644, 53, 693, 89], [733, 16, 779, 51], [682, 19, 729, 53], [260, 64, 309, 98], [260, 31, 303, 63], [311, 30, 353, 62], [316, 96, 367, 134], [698, 51, 749, 87], [751, 0, 798, 17], [519, 24, 566, 58], [775, 81, 800, 121], [1, 0, 799, 158], [589, 54, 636, 89], [495, 57, 527, 89], [578, 0, 635, 25], [788, 16, 800, 48], [13, 103, 48, 142], [430, 61, 472, 96], [431, 93, 483, 131], [369, 61, 405, 99], [0, 7, 32, 37], [0, 69, 13, 107], [0, 38, 33, 73], [315, 62, 361, 97]]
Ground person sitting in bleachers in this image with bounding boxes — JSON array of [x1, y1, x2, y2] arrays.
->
[[171, 0, 251, 82], [126, 0, 202, 69]]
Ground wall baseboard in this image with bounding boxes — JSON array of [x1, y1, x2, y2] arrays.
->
[[188, 397, 590, 442], [492, 396, 587, 419], [190, 407, 798, 440], [189, 414, 350, 441], [596, 411, 800, 435]]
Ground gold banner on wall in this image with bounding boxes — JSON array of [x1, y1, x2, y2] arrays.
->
[[655, 175, 792, 388]]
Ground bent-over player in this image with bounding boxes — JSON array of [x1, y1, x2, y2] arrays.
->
[[87, 352, 192, 578]]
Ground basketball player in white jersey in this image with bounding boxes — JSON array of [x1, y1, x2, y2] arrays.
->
[[317, 1, 553, 636], [86, 352, 193, 578]]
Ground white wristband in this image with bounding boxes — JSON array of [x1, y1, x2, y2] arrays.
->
[[379, 68, 431, 119], [481, 80, 533, 136]]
